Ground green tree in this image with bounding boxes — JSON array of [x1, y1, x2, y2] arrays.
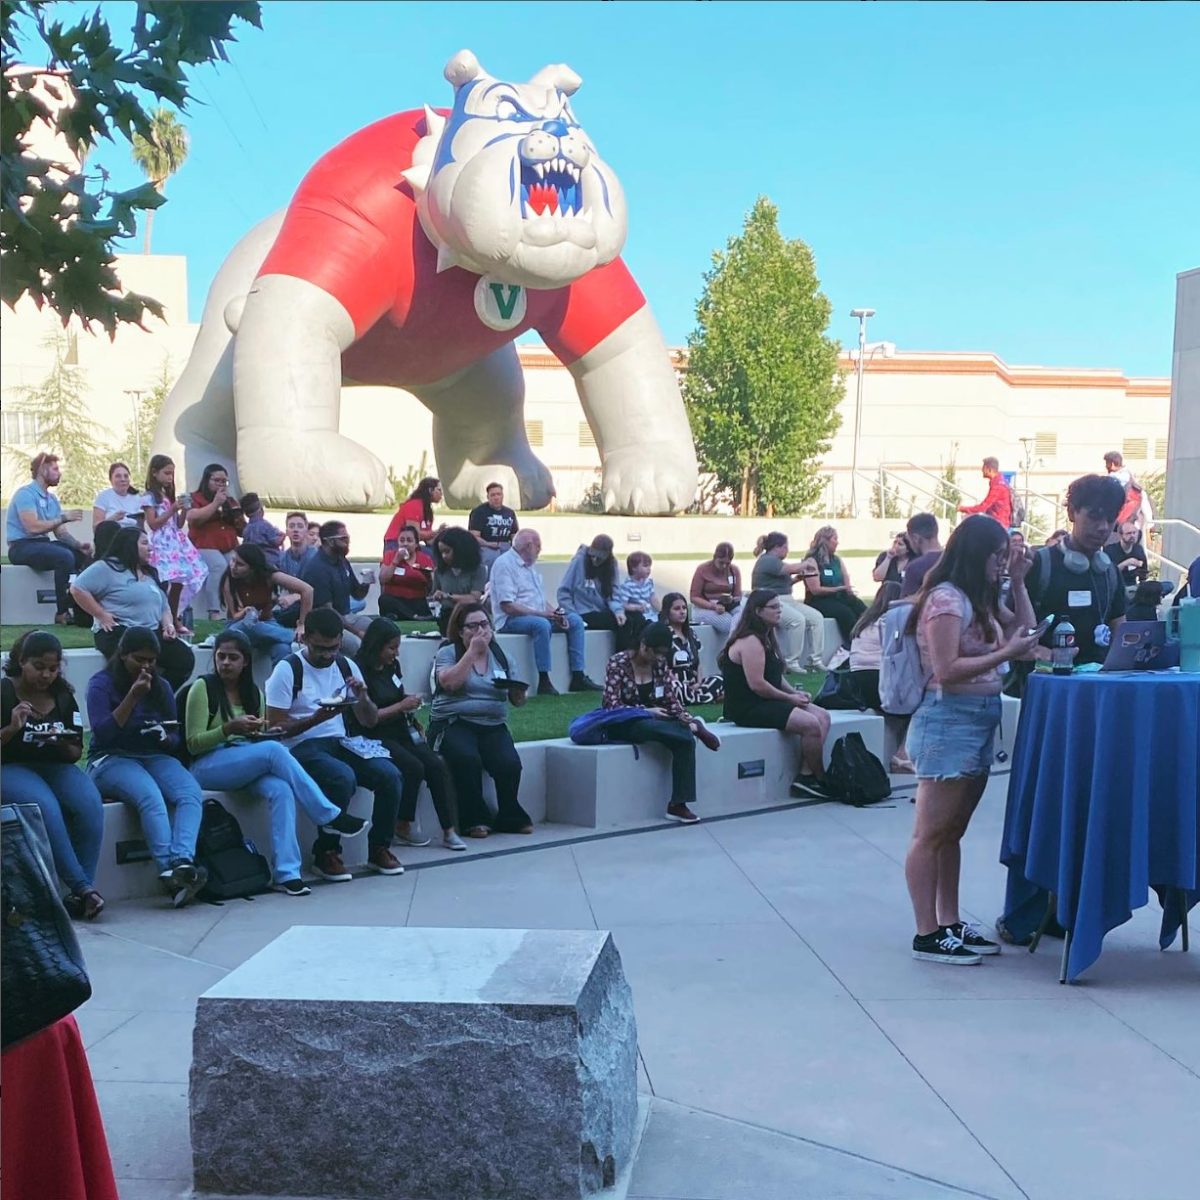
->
[[131, 107, 189, 254], [1, 1, 260, 334], [113, 355, 174, 482], [683, 197, 843, 515], [3, 330, 113, 504]]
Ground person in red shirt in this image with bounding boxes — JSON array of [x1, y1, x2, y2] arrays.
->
[[957, 457, 1013, 528], [379, 526, 435, 620], [382, 477, 444, 553], [186, 463, 246, 619]]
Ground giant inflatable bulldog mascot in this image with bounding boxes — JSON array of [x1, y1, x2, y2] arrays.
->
[[153, 49, 698, 514]]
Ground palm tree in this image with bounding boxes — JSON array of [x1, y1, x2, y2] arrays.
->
[[131, 108, 189, 254]]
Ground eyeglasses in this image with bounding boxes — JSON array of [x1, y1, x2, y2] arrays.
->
[[462, 620, 491, 631]]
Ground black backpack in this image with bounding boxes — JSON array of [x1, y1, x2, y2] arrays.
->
[[287, 652, 353, 701], [194, 798, 272, 901], [826, 732, 892, 807]]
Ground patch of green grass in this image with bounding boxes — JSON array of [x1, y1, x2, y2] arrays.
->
[[1, 620, 227, 651]]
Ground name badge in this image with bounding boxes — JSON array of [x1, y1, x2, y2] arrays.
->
[[654, 684, 665, 698], [822, 568, 834, 578], [396, 566, 406, 576], [1067, 589, 1092, 608], [727, 575, 735, 588], [673, 650, 691, 666]]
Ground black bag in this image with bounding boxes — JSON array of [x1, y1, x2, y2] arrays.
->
[[826, 733, 892, 807], [0, 804, 92, 1048], [814, 667, 870, 711], [194, 799, 272, 901]]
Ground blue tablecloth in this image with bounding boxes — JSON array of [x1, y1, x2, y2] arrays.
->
[[1000, 672, 1200, 980]]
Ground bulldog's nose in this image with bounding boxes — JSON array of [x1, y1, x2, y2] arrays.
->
[[540, 118, 569, 138]]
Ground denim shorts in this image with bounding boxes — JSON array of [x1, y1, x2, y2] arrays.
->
[[907, 690, 1002, 780]]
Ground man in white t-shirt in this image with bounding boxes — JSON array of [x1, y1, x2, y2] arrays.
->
[[265, 608, 405, 882]]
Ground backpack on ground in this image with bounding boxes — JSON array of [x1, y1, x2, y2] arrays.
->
[[878, 601, 928, 716], [194, 798, 271, 901], [826, 733, 892, 807]]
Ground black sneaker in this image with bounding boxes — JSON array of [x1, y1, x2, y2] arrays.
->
[[169, 862, 208, 908], [569, 671, 603, 693], [790, 774, 836, 801], [275, 878, 312, 897], [912, 927, 982, 965], [321, 812, 368, 838], [536, 673, 560, 697], [949, 921, 1001, 955]]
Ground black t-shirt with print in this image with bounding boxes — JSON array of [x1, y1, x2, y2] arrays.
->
[[1027, 545, 1126, 665], [0, 677, 83, 762], [468, 503, 519, 546]]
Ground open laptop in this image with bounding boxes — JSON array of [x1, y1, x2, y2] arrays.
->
[[1100, 621, 1180, 672]]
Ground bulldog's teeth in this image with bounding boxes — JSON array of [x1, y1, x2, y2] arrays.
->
[[534, 162, 545, 179]]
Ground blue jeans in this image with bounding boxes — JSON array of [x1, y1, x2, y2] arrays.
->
[[190, 741, 340, 881], [226, 616, 295, 665], [1, 762, 104, 892], [502, 611, 585, 672], [7, 537, 86, 613], [290, 737, 403, 856], [88, 754, 203, 871]]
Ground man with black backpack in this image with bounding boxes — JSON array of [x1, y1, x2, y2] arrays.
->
[[264, 608, 406, 882]]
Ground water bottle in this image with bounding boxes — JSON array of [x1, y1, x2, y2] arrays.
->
[[1051, 616, 1075, 675]]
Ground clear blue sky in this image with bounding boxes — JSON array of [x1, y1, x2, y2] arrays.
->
[[94, 0, 1198, 375]]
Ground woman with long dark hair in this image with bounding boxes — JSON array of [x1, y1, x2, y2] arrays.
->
[[85, 627, 207, 907], [657, 592, 724, 705], [429, 602, 531, 838], [800, 525, 867, 644], [141, 454, 207, 631], [186, 462, 246, 620], [842, 580, 902, 711], [221, 542, 313, 664], [1, 632, 105, 919], [71, 526, 196, 691], [383, 476, 444, 550], [557, 535, 619, 629], [689, 541, 743, 641], [720, 589, 834, 799], [354, 618, 466, 851], [184, 628, 356, 896], [430, 527, 487, 635], [903, 514, 1040, 965]]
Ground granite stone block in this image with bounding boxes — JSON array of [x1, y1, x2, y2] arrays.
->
[[190, 926, 638, 1200]]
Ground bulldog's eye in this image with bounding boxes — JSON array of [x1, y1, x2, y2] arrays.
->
[[495, 98, 521, 121]]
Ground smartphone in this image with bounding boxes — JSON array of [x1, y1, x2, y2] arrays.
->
[[1029, 616, 1054, 639]]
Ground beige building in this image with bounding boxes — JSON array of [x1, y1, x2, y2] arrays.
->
[[1, 251, 1173, 528]]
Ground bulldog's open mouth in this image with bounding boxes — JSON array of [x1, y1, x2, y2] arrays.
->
[[520, 157, 583, 218]]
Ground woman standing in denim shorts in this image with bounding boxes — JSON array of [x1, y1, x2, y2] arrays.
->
[[904, 516, 1040, 965]]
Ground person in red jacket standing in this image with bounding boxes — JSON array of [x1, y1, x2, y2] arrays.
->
[[958, 457, 1013, 527]]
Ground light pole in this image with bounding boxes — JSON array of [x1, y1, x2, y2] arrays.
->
[[123, 388, 145, 474], [848, 308, 874, 517]]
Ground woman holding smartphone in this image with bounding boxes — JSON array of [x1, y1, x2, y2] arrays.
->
[[429, 602, 531, 839], [904, 515, 1041, 965], [354, 618, 465, 851], [184, 628, 361, 896]]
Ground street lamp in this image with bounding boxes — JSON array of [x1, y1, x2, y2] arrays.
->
[[848, 309, 897, 517]]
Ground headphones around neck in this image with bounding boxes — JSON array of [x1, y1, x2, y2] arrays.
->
[[1060, 540, 1112, 576]]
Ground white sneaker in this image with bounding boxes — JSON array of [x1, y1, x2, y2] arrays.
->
[[442, 831, 468, 851]]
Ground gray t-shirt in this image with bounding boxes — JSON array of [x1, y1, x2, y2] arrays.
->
[[432, 563, 487, 598], [430, 644, 514, 726], [751, 553, 792, 597], [73, 560, 166, 631]]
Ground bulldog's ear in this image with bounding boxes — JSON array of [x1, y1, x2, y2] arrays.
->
[[444, 49, 483, 88], [528, 63, 581, 96]]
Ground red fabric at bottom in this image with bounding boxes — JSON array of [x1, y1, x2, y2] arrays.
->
[[1, 1015, 119, 1200]]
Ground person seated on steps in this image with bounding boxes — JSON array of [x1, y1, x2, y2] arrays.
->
[[799, 525, 867, 648], [689, 541, 743, 642], [353, 618, 466, 852], [239, 492, 287, 569], [429, 602, 533, 840], [430, 527, 487, 637], [657, 592, 724, 705], [71, 527, 196, 693], [599, 622, 722, 825], [379, 524, 435, 621], [221, 543, 313, 666], [557, 534, 622, 637], [468, 481, 519, 569], [720, 590, 837, 802], [299, 519, 375, 655], [84, 627, 207, 908], [263, 607, 406, 883], [611, 551, 660, 652], [275, 511, 316, 629], [490, 528, 602, 696], [750, 532, 825, 671], [184, 462, 245, 622], [183, 627, 367, 897]]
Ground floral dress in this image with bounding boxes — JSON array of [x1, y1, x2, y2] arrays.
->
[[144, 497, 208, 613]]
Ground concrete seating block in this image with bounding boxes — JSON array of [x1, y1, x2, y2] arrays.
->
[[0, 564, 59, 624], [544, 711, 885, 829], [190, 926, 639, 1200]]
